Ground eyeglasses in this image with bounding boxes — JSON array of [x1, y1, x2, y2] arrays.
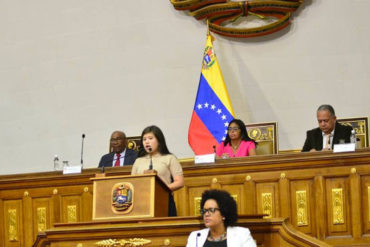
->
[[227, 127, 240, 131], [200, 207, 220, 215]]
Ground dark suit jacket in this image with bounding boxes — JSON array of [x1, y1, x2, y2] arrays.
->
[[98, 148, 138, 167], [302, 122, 353, 152]]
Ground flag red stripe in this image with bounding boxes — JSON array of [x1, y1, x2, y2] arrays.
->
[[188, 111, 219, 155]]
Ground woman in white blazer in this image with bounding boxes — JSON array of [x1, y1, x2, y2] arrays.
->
[[186, 190, 256, 247]]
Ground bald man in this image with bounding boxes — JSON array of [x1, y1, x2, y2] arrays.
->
[[98, 131, 138, 167], [302, 105, 352, 152]]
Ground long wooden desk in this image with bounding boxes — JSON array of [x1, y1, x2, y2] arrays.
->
[[32, 215, 331, 247], [1, 150, 370, 246]]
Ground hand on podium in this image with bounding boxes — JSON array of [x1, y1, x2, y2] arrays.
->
[[144, 169, 158, 175]]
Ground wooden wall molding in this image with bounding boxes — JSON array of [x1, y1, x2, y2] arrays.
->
[[1, 149, 370, 246]]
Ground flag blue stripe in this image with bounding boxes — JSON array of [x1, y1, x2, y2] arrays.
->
[[193, 74, 234, 143]]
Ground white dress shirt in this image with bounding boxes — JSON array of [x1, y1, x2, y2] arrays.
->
[[112, 149, 126, 166]]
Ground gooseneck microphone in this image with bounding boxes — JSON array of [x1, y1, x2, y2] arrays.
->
[[148, 147, 153, 170], [213, 145, 216, 153], [196, 232, 201, 247], [81, 134, 86, 168]]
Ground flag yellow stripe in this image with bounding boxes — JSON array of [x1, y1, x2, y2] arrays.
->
[[201, 35, 235, 116]]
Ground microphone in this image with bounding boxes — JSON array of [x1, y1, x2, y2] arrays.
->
[[213, 145, 216, 153], [81, 134, 85, 168], [148, 147, 153, 170], [196, 232, 201, 247]]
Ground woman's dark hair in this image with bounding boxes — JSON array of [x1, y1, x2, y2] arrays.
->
[[200, 189, 237, 227], [138, 125, 171, 157], [223, 119, 256, 147]]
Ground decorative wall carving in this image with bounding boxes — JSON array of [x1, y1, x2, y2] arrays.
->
[[67, 205, 77, 223], [8, 209, 18, 241], [296, 190, 308, 226], [194, 197, 201, 216], [169, 0, 304, 38], [95, 238, 151, 246], [262, 193, 272, 218], [368, 186, 370, 222], [37, 207, 47, 232], [332, 188, 344, 224]]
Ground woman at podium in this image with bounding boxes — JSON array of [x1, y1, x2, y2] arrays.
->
[[186, 189, 256, 247], [131, 125, 184, 216]]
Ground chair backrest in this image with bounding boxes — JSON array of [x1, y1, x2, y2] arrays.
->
[[109, 136, 141, 152], [245, 122, 278, 155], [337, 117, 369, 148]]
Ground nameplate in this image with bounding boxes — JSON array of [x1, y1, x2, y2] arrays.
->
[[194, 153, 215, 164], [63, 166, 82, 174], [333, 143, 355, 153]]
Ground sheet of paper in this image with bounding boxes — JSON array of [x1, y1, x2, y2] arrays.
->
[[63, 165, 82, 174], [194, 153, 215, 164], [333, 143, 355, 153]]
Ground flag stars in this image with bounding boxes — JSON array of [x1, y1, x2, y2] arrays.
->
[[196, 103, 231, 125], [222, 136, 226, 141], [224, 122, 229, 127]]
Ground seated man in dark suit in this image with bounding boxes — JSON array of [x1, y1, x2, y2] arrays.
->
[[302, 105, 353, 152], [98, 131, 138, 167]]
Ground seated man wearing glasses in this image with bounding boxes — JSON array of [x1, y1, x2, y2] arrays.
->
[[186, 189, 256, 247], [216, 119, 257, 158], [98, 131, 138, 167]]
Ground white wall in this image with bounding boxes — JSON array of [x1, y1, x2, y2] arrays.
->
[[0, 0, 369, 175]]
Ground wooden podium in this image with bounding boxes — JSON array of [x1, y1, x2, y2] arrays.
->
[[91, 173, 170, 220]]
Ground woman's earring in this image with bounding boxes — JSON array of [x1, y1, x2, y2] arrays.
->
[[222, 217, 225, 220]]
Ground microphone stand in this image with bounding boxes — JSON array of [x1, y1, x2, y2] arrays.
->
[[80, 134, 85, 169], [148, 147, 153, 170], [196, 232, 201, 247]]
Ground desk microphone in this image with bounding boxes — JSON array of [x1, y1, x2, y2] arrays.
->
[[196, 232, 201, 247], [148, 147, 153, 170], [81, 134, 85, 168], [213, 145, 216, 153]]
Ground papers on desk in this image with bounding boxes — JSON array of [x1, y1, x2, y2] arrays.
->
[[333, 143, 356, 153], [194, 153, 216, 164], [63, 165, 82, 174]]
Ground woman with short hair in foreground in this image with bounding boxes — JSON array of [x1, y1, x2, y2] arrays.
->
[[186, 189, 256, 247]]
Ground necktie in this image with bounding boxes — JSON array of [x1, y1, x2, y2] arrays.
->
[[324, 134, 331, 150], [114, 153, 121, 167]]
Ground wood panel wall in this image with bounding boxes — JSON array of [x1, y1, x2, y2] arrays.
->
[[32, 216, 331, 247], [1, 150, 370, 246]]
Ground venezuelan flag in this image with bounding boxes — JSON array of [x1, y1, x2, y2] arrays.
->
[[188, 35, 235, 155]]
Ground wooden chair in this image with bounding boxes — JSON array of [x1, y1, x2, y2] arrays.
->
[[245, 122, 278, 155], [337, 117, 369, 148]]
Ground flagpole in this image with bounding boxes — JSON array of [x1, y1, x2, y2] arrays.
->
[[207, 19, 214, 41], [207, 19, 210, 36]]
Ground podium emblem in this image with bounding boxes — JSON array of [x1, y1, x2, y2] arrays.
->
[[111, 182, 134, 214]]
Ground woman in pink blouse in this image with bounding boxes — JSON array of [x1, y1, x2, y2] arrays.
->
[[216, 119, 257, 158]]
